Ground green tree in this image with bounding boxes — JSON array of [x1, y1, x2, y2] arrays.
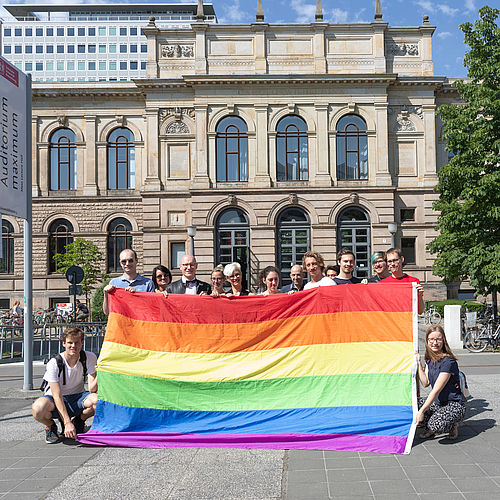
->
[[53, 238, 106, 307], [428, 6, 500, 304]]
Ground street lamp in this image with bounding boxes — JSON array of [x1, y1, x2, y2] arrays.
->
[[187, 226, 197, 256], [387, 222, 397, 248]]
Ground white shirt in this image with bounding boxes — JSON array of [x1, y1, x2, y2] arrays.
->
[[182, 276, 198, 295], [304, 276, 336, 290], [43, 350, 97, 397]]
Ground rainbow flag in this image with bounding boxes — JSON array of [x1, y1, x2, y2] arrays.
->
[[78, 284, 418, 453]]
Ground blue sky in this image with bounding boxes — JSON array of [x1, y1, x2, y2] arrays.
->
[[0, 1, 489, 77]]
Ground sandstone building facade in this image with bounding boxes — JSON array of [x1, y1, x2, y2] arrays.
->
[[0, 4, 459, 307]]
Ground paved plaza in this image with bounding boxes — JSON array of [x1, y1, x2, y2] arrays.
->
[[1, 325, 500, 499]]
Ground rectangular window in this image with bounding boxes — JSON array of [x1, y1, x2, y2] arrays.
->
[[46, 28, 53, 36], [109, 44, 116, 53], [3, 46, 11, 54], [67, 61, 75, 70], [88, 61, 96, 71], [36, 28, 43, 36], [109, 61, 117, 70], [99, 44, 106, 53], [57, 45, 64, 53], [78, 44, 85, 53], [36, 45, 43, 53], [57, 61, 64, 71], [88, 44, 96, 53], [78, 28, 85, 36], [401, 238, 416, 265], [36, 62, 43, 71], [14, 62, 23, 70], [120, 27, 127, 36], [400, 208, 416, 222], [57, 28, 64, 37], [46, 45, 53, 53], [141, 45, 147, 54], [25, 45, 32, 54], [67, 28, 74, 36], [14, 46, 22, 54], [99, 61, 106, 70], [25, 28, 32, 36], [25, 62, 32, 71], [98, 27, 106, 36], [14, 28, 22, 36], [130, 44, 137, 53], [170, 243, 186, 269], [4, 29, 11, 37], [67, 45, 75, 53], [130, 27, 137, 36], [46, 62, 54, 71], [120, 44, 127, 53], [130, 61, 138, 70], [140, 61, 146, 70], [109, 27, 117, 36], [88, 27, 95, 36], [120, 61, 127, 70], [78, 61, 85, 71]]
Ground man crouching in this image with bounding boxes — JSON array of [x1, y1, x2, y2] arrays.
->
[[32, 327, 98, 444]]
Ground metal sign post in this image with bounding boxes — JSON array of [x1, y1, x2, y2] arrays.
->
[[66, 266, 84, 322]]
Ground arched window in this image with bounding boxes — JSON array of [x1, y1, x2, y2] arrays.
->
[[48, 219, 74, 273], [276, 115, 308, 181], [0, 220, 15, 274], [215, 208, 250, 288], [107, 128, 135, 189], [276, 208, 310, 285], [216, 116, 248, 182], [336, 115, 368, 180], [49, 128, 77, 190], [336, 207, 371, 278], [107, 218, 133, 272]]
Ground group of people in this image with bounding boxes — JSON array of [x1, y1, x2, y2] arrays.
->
[[32, 246, 466, 444]]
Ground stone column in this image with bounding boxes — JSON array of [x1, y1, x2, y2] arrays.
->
[[371, 22, 388, 73], [375, 102, 391, 186], [314, 104, 331, 185], [193, 24, 208, 75], [254, 104, 270, 186], [423, 103, 437, 182], [83, 115, 98, 196], [96, 142, 107, 191], [192, 105, 210, 187], [312, 24, 327, 74], [251, 23, 268, 74], [38, 144, 48, 193], [419, 18, 435, 76], [143, 20, 159, 78], [144, 108, 162, 191], [31, 116, 40, 197]]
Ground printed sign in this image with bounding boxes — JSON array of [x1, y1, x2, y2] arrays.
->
[[0, 56, 28, 219]]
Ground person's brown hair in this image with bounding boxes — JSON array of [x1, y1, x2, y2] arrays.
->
[[424, 325, 458, 363], [62, 327, 84, 343], [302, 251, 325, 271], [386, 247, 402, 258]]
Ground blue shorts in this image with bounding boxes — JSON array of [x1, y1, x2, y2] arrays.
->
[[43, 392, 91, 420]]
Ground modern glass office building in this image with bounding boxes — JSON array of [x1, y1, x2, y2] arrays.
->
[[0, 3, 217, 82]]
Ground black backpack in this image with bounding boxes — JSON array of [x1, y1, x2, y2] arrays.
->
[[40, 351, 87, 392]]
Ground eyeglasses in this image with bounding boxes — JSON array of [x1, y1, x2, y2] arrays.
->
[[156, 274, 169, 280], [228, 273, 241, 279], [120, 258, 135, 264], [373, 260, 386, 267], [387, 258, 400, 264], [428, 338, 443, 344]]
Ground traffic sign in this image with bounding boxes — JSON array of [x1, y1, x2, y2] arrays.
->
[[69, 285, 83, 295], [66, 265, 84, 284]]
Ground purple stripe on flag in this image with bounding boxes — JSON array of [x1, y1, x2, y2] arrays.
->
[[78, 430, 408, 454]]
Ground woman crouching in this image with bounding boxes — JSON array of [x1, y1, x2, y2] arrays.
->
[[416, 325, 466, 440]]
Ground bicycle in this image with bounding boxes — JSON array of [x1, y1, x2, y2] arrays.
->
[[464, 318, 500, 352], [424, 304, 441, 325]]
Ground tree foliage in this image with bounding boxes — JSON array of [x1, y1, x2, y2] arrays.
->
[[428, 6, 500, 296], [53, 238, 105, 301]]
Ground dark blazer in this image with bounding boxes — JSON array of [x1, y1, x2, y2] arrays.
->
[[280, 283, 304, 293], [166, 278, 212, 295]]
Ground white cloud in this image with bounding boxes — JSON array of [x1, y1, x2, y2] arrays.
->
[[414, 1, 459, 16], [465, 0, 476, 12], [438, 5, 459, 16], [218, 0, 248, 23], [328, 8, 349, 24], [289, 0, 316, 23], [437, 31, 452, 39]]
